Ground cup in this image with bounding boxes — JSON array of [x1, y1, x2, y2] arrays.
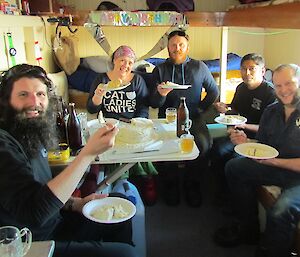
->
[[180, 133, 194, 154], [165, 108, 177, 123], [185, 119, 192, 130], [0, 226, 32, 257]]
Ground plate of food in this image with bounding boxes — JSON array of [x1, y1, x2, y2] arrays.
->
[[234, 142, 279, 159], [161, 81, 191, 89], [82, 197, 136, 224], [98, 79, 131, 91], [113, 118, 160, 153], [214, 115, 247, 126]]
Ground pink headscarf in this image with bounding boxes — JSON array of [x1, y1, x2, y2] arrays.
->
[[113, 45, 136, 61]]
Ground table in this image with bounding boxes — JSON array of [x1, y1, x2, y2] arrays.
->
[[93, 119, 199, 190], [51, 119, 199, 191], [25, 241, 55, 257]]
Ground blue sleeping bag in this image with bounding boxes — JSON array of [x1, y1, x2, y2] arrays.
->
[[67, 66, 99, 93]]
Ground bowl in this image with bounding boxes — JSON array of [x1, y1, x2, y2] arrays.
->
[[82, 197, 136, 224]]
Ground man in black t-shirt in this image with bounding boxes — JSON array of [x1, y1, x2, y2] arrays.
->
[[211, 53, 276, 198]]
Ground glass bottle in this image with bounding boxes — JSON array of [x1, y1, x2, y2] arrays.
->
[[177, 97, 189, 137], [56, 111, 67, 144], [54, 96, 67, 144], [67, 102, 82, 152], [61, 97, 69, 121]]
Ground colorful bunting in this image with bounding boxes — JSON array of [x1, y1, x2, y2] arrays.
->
[[90, 11, 186, 26]]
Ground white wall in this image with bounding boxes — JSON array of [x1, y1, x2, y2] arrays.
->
[[264, 28, 300, 70], [228, 27, 265, 61], [0, 14, 57, 72]]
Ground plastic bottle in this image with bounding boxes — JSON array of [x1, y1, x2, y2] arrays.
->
[[67, 102, 82, 152], [177, 96, 189, 137]]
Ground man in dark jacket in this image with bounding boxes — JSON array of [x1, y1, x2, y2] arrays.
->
[[214, 64, 300, 257], [0, 64, 136, 257], [150, 30, 219, 207]]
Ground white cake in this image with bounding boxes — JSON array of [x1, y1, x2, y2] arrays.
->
[[116, 118, 154, 145]]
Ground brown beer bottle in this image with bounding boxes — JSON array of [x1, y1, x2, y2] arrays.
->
[[56, 111, 67, 144], [177, 97, 189, 137], [67, 103, 82, 152]]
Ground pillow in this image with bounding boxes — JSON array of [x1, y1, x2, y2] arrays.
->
[[133, 60, 155, 73], [81, 56, 113, 73], [47, 71, 69, 104]]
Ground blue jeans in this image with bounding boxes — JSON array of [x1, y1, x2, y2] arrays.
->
[[210, 136, 239, 193], [225, 157, 300, 257]]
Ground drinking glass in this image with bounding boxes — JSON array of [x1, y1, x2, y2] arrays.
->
[[180, 133, 194, 154], [165, 108, 177, 123], [78, 112, 88, 132], [0, 226, 32, 257]]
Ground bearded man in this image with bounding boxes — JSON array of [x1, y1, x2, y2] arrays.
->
[[214, 64, 300, 257], [149, 30, 219, 207], [0, 64, 137, 257]]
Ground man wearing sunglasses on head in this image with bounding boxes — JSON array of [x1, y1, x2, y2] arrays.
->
[[149, 30, 219, 207]]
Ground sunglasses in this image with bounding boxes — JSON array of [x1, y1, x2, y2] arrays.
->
[[168, 30, 189, 41]]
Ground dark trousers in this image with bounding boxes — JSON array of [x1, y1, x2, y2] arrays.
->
[[159, 114, 211, 183], [52, 198, 136, 257], [226, 157, 300, 257]]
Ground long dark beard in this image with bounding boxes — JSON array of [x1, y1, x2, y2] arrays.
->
[[0, 101, 58, 158]]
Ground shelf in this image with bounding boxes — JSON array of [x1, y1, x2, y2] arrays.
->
[[223, 2, 300, 29], [184, 12, 225, 27], [186, 2, 300, 29], [27, 2, 300, 29]]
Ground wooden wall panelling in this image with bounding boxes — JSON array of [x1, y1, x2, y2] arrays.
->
[[223, 2, 300, 29]]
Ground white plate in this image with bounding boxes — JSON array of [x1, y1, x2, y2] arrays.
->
[[214, 115, 247, 126], [234, 142, 279, 159], [161, 82, 191, 89], [88, 118, 119, 135], [99, 83, 131, 91], [82, 197, 136, 224]]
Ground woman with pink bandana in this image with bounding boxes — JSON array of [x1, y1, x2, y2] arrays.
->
[[87, 46, 157, 204], [87, 45, 149, 120]]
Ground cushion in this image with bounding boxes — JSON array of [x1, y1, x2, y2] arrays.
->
[[67, 67, 99, 93], [47, 71, 69, 103], [81, 56, 112, 73]]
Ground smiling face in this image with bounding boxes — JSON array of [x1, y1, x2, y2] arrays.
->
[[9, 77, 49, 119], [113, 56, 134, 77], [273, 66, 299, 106], [240, 60, 265, 89], [168, 35, 189, 64]]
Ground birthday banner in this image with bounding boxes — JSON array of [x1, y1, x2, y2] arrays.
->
[[89, 11, 186, 26]]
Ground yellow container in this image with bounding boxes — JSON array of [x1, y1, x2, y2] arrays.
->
[[48, 143, 70, 163]]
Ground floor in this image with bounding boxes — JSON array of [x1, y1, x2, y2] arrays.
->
[[143, 167, 256, 257]]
